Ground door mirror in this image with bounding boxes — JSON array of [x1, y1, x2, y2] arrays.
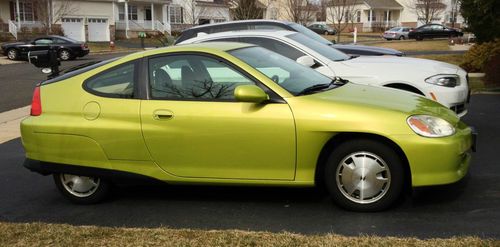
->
[[296, 55, 316, 68], [234, 85, 269, 103]]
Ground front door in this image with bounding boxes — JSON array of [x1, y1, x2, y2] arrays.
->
[[141, 53, 296, 180]]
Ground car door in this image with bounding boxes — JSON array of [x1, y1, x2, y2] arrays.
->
[[141, 53, 296, 180]]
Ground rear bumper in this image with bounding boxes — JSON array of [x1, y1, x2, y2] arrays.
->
[[76, 49, 90, 57]]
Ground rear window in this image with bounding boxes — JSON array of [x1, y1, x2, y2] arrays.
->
[[84, 62, 137, 98], [42, 58, 120, 85]]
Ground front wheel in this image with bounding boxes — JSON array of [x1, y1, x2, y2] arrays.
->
[[324, 139, 405, 211], [7, 49, 18, 60], [53, 173, 111, 204]]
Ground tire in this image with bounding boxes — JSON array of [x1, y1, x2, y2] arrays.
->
[[416, 35, 423, 41], [58, 49, 72, 61], [399, 35, 405, 40], [53, 173, 111, 204], [7, 48, 18, 60], [324, 31, 329, 35], [324, 139, 404, 211]]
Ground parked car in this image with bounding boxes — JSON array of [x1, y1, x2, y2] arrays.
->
[[1, 35, 89, 61], [408, 24, 463, 41], [383, 27, 411, 40], [174, 20, 404, 56], [307, 23, 337, 35], [179, 30, 470, 117], [22, 42, 475, 211]]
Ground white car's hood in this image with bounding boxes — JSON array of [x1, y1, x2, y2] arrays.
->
[[339, 56, 460, 76]]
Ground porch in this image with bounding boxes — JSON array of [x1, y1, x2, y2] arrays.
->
[[114, 1, 171, 38]]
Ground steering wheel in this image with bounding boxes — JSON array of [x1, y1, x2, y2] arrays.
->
[[271, 75, 280, 83]]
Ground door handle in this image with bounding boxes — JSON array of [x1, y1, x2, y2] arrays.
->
[[153, 109, 174, 120]]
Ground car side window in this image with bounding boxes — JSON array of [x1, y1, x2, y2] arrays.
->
[[55, 38, 69, 44], [84, 62, 136, 98], [238, 37, 306, 61], [251, 24, 285, 30], [149, 54, 255, 101], [35, 38, 53, 45], [403, 28, 409, 32]]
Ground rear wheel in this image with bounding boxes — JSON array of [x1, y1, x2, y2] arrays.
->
[[53, 173, 110, 204], [7, 49, 18, 60], [58, 49, 72, 61], [416, 35, 423, 41], [399, 35, 405, 40], [324, 31, 329, 35], [324, 139, 404, 211]]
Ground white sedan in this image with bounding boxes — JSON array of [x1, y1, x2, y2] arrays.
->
[[179, 30, 469, 117]]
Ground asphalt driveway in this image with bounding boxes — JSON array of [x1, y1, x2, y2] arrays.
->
[[0, 94, 498, 238]]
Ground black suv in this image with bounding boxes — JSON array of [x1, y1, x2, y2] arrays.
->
[[174, 20, 404, 56]]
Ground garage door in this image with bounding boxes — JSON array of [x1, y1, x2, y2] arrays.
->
[[61, 18, 85, 42], [88, 18, 110, 42]]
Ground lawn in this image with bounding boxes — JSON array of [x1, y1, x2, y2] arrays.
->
[[369, 40, 451, 52], [0, 222, 497, 247], [321, 33, 383, 43], [409, 54, 464, 66]]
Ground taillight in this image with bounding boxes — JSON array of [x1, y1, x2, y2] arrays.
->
[[81, 43, 88, 49], [31, 86, 42, 116]]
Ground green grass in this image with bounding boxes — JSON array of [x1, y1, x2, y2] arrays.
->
[[0, 222, 497, 247]]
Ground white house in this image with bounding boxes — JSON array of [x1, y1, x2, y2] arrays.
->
[[0, 0, 230, 41], [326, 0, 465, 32]]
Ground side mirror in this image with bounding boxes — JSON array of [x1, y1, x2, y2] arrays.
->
[[296, 55, 315, 68], [234, 85, 269, 103]]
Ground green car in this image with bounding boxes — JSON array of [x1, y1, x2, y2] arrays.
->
[[21, 43, 475, 211]]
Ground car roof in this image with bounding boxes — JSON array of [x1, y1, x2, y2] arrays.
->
[[132, 42, 255, 58], [180, 30, 297, 43], [181, 19, 293, 31]]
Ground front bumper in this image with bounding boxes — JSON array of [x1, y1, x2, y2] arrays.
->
[[393, 122, 475, 187]]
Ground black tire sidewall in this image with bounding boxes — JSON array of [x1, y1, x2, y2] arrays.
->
[[53, 173, 111, 204], [324, 139, 405, 212]]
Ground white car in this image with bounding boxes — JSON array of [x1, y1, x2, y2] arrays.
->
[[178, 30, 469, 117]]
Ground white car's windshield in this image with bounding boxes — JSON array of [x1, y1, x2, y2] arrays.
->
[[229, 46, 334, 95], [389, 27, 401, 31], [287, 33, 350, 61]]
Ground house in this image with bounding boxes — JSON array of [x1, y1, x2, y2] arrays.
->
[[0, 0, 230, 41], [326, 0, 465, 32]]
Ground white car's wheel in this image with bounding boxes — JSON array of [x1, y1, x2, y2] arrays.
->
[[53, 173, 110, 204]]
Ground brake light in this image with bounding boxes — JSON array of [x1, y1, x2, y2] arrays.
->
[[81, 43, 88, 49], [31, 86, 42, 116]]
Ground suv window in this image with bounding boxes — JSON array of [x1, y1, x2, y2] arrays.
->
[[149, 54, 255, 100], [238, 37, 306, 61], [84, 62, 136, 98]]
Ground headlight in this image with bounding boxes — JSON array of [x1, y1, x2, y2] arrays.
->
[[407, 115, 455, 137], [425, 74, 460, 87]]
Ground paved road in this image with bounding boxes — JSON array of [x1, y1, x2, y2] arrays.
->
[[0, 52, 131, 112], [0, 95, 499, 238]]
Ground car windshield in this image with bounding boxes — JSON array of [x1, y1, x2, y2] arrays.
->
[[288, 23, 333, 45], [229, 46, 333, 96], [286, 33, 350, 61], [389, 27, 401, 31]]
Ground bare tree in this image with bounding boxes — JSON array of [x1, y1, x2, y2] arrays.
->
[[327, 0, 358, 42], [406, 0, 447, 25], [449, 0, 460, 27], [34, 0, 78, 34], [284, 0, 318, 25], [182, 0, 228, 25], [227, 0, 265, 20]]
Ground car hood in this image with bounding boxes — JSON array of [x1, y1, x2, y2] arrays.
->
[[299, 83, 459, 124], [340, 56, 460, 75], [1, 42, 26, 48], [332, 44, 403, 56]]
